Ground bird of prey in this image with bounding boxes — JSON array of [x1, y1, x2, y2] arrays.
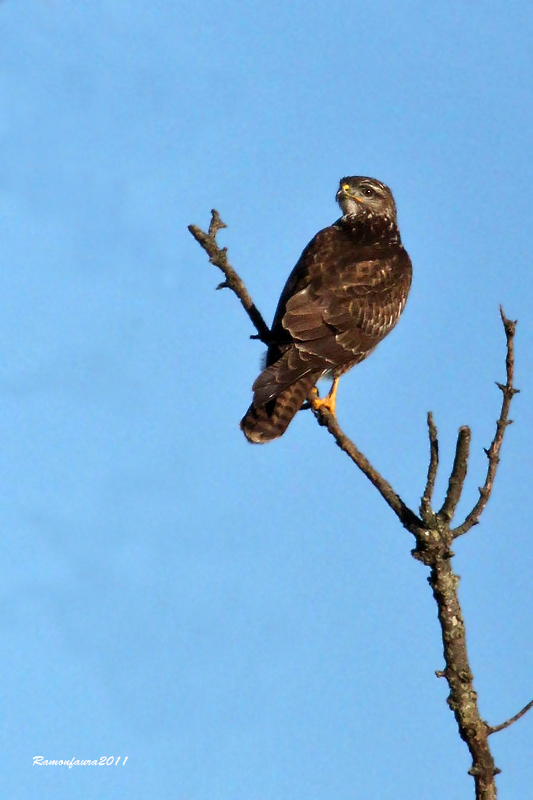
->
[[240, 176, 412, 443]]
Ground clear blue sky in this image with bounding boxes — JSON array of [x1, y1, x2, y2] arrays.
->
[[1, 1, 532, 798]]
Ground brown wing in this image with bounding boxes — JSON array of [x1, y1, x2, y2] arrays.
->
[[252, 223, 412, 405], [282, 237, 412, 364]]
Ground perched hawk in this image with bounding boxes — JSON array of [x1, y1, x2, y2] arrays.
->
[[240, 176, 412, 443]]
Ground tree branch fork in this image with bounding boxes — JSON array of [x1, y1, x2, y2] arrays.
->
[[189, 210, 528, 799]]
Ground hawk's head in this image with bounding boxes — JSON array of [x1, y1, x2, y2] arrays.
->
[[336, 177, 396, 221]]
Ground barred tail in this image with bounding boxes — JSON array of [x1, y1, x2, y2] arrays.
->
[[240, 373, 317, 444]]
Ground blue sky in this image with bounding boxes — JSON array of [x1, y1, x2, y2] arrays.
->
[[1, 1, 532, 798]]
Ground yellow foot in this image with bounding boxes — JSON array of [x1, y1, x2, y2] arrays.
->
[[311, 395, 336, 414], [310, 378, 339, 416]]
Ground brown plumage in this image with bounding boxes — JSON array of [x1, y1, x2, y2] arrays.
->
[[240, 176, 412, 443]]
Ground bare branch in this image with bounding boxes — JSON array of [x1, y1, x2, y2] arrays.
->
[[452, 307, 519, 538], [190, 208, 521, 799], [420, 412, 439, 522], [486, 699, 533, 735], [439, 426, 471, 522], [188, 211, 271, 343], [312, 405, 424, 535]]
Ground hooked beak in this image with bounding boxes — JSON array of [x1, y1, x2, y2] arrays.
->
[[337, 185, 364, 204]]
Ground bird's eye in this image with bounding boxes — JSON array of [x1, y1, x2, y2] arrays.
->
[[362, 186, 375, 197]]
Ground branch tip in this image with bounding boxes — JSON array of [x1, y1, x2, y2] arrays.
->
[[438, 425, 471, 523], [420, 411, 439, 519], [452, 307, 518, 537], [208, 209, 227, 237], [188, 210, 271, 342]]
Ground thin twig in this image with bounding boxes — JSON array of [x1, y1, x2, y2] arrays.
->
[[452, 307, 519, 538], [188, 211, 271, 343], [420, 412, 439, 522], [439, 426, 471, 522], [486, 699, 533, 735], [312, 406, 424, 535]]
